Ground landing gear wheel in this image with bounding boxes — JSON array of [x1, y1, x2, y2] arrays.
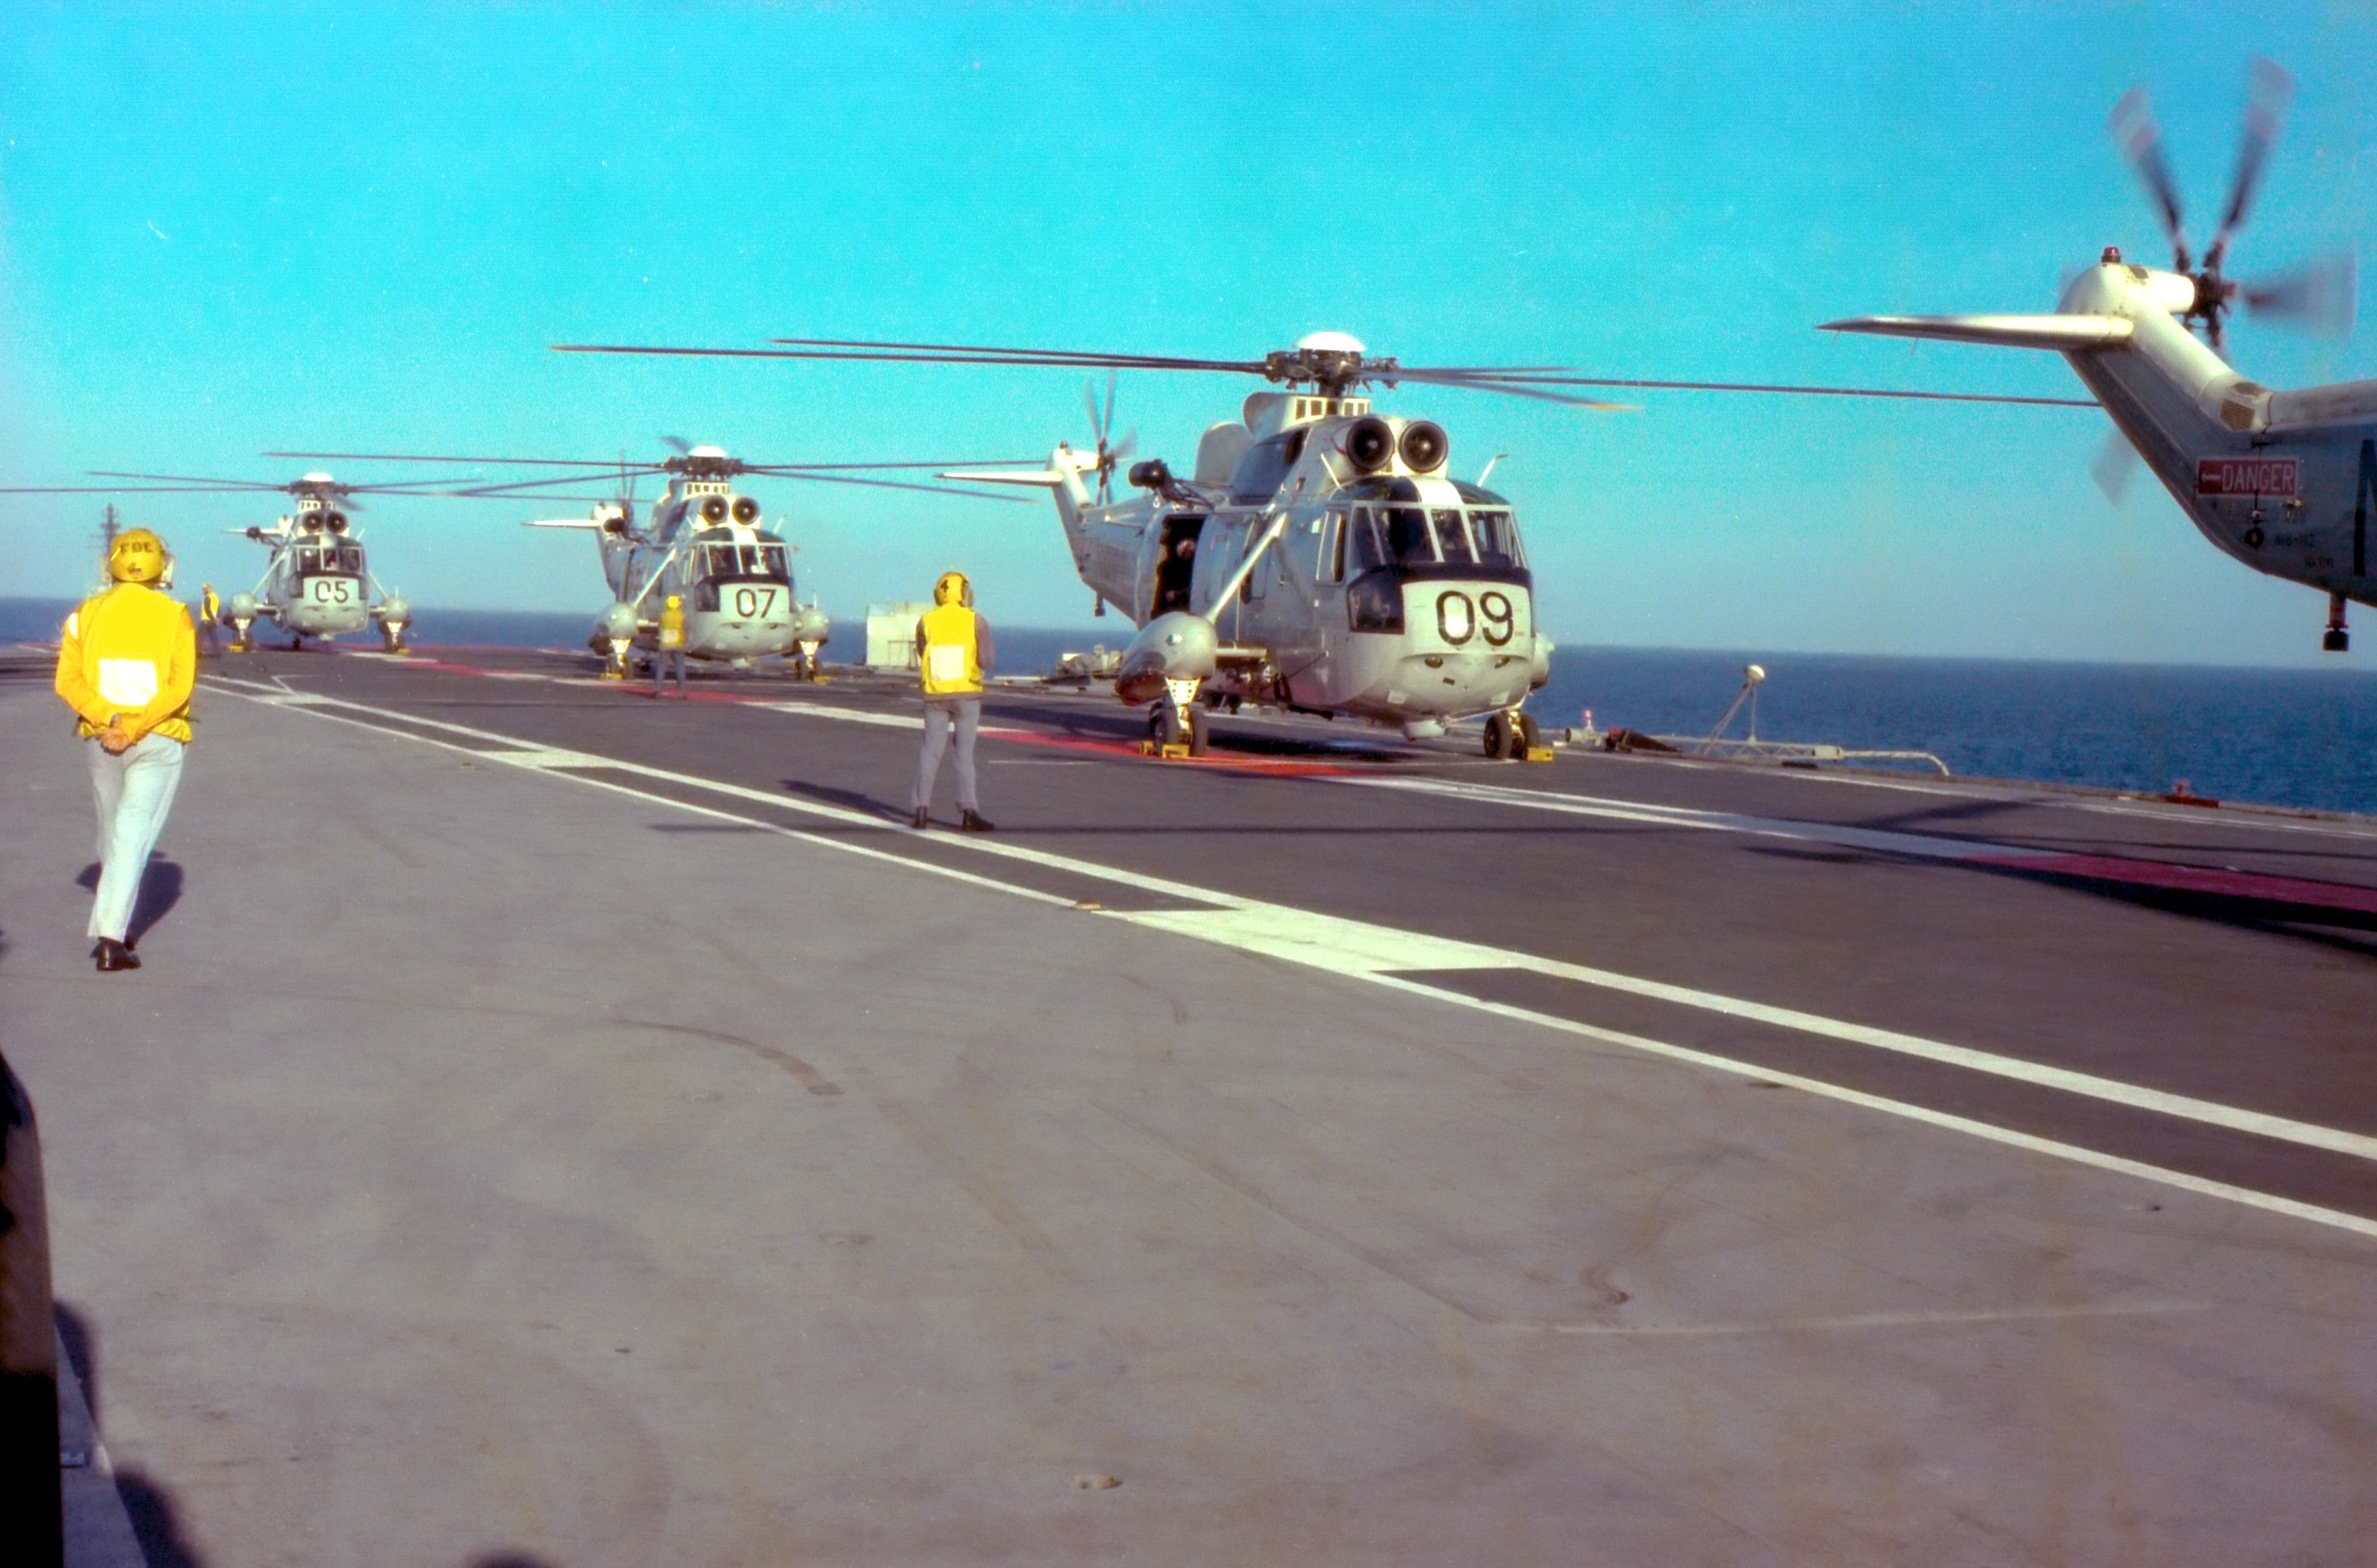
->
[[1516, 712, 1541, 753], [1186, 705, 1209, 757], [1149, 704, 1184, 748], [1483, 712, 1516, 759]]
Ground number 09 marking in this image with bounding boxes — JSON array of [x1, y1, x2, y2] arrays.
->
[[1435, 589, 1518, 647], [1478, 591, 1515, 646]]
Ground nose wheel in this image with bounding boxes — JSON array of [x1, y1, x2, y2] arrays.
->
[[2324, 593, 2351, 653], [1483, 709, 1540, 759], [1147, 690, 1210, 757]]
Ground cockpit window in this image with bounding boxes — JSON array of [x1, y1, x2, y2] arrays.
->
[[298, 544, 361, 573], [1469, 509, 1521, 566], [1429, 509, 1474, 564], [1382, 507, 1435, 564]]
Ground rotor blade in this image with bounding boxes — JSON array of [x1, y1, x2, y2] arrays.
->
[[659, 435, 693, 456], [266, 450, 656, 469], [555, 342, 1270, 374], [1103, 368, 1118, 445], [760, 470, 1037, 505], [2207, 56, 2294, 269], [0, 484, 276, 494], [770, 336, 1268, 374], [86, 470, 295, 489], [739, 458, 1048, 473], [2242, 249, 2358, 337], [2108, 84, 2190, 268], [1394, 371, 2098, 410], [429, 472, 653, 499], [1108, 430, 1137, 468], [2091, 430, 2140, 506], [1082, 378, 1104, 442]]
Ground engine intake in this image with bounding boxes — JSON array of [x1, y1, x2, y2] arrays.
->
[[1398, 421, 1449, 472], [1344, 417, 1394, 472]]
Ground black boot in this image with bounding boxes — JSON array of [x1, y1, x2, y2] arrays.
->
[[960, 809, 995, 833], [95, 938, 140, 972], [911, 807, 931, 830]]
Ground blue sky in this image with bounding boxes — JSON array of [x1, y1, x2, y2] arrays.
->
[[4, 1, 2376, 665]]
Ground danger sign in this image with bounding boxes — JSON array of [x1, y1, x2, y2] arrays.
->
[[2197, 457, 2300, 497]]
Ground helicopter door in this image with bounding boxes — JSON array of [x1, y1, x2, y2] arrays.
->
[[1151, 514, 1206, 617]]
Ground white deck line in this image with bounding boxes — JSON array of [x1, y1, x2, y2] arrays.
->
[[201, 676, 2377, 1242]]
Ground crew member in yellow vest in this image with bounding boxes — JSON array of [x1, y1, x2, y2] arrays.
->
[[197, 582, 223, 658], [911, 570, 995, 831], [653, 594, 688, 697], [54, 528, 197, 972]]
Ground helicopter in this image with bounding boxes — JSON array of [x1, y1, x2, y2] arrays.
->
[[0, 468, 445, 650], [270, 442, 1033, 680], [1821, 58, 2370, 650], [551, 331, 2088, 756]]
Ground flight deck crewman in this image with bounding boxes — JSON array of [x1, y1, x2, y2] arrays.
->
[[198, 582, 222, 658], [55, 528, 197, 973], [911, 570, 995, 832], [653, 593, 688, 697]]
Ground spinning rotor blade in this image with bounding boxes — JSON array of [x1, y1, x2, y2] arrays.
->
[[1373, 370, 1634, 410], [2109, 84, 2191, 270], [751, 471, 1035, 504], [554, 338, 1269, 375], [660, 434, 693, 455], [2207, 56, 2294, 269], [2091, 431, 2140, 506], [2241, 249, 2358, 337]]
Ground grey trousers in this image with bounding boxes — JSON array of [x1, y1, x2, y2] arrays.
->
[[913, 696, 980, 812], [86, 732, 185, 942], [652, 648, 688, 696]]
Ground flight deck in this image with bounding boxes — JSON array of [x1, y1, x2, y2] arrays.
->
[[4, 643, 2374, 1565]]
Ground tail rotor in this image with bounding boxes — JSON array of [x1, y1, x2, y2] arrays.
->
[[1081, 370, 1136, 504]]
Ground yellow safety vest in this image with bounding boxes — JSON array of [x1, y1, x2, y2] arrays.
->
[[658, 603, 686, 649], [918, 602, 981, 696], [56, 583, 197, 744]]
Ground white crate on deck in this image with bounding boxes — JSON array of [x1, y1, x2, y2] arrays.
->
[[864, 602, 932, 671]]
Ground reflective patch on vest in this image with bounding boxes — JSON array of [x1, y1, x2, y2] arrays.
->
[[98, 658, 160, 708], [927, 644, 967, 684]]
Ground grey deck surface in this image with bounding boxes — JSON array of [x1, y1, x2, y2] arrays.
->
[[3, 646, 2373, 1565]]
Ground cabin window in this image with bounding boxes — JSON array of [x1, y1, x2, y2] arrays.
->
[[1430, 509, 1475, 564], [1469, 509, 1521, 567], [1319, 509, 1347, 583], [1346, 507, 1387, 574]]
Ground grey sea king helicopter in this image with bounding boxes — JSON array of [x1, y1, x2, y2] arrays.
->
[[553, 333, 2087, 755], [269, 440, 1032, 678], [0, 467, 445, 649], [1825, 58, 2371, 650]]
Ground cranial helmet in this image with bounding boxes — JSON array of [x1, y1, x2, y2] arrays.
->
[[108, 528, 170, 586], [934, 571, 971, 608], [665, 593, 683, 608]]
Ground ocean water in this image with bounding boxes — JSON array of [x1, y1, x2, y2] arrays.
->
[[10, 598, 2374, 815]]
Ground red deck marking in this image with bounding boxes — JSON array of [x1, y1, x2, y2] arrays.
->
[[1974, 852, 2377, 915]]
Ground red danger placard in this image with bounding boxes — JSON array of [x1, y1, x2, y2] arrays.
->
[[2196, 457, 2299, 497]]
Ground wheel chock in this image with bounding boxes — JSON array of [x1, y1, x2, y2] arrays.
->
[[1523, 746, 1556, 763], [1139, 740, 1193, 759]]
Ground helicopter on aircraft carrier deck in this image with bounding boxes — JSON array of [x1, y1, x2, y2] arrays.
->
[[274, 440, 1031, 680], [949, 337, 1565, 757], [1, 467, 425, 650]]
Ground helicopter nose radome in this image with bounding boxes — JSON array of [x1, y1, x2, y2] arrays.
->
[[1114, 611, 1216, 705]]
